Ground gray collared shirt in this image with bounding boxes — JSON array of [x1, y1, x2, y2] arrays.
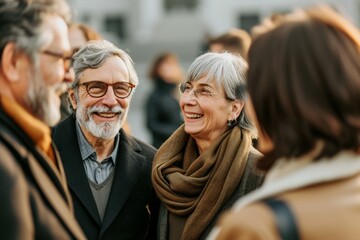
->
[[75, 122, 119, 184]]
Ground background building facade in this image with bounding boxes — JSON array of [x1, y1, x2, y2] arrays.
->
[[68, 0, 360, 143]]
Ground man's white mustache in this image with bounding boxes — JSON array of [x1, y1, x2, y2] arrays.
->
[[87, 105, 123, 115]]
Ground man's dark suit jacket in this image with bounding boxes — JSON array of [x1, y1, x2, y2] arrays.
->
[[53, 116, 159, 240]]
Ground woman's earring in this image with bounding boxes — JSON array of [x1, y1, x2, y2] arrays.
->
[[227, 119, 237, 127]]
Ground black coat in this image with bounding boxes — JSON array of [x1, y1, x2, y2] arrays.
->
[[53, 117, 159, 240], [146, 79, 183, 148]]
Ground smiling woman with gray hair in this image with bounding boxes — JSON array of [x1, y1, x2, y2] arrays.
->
[[152, 51, 264, 240]]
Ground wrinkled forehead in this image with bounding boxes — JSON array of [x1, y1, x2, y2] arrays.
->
[[79, 56, 130, 82]]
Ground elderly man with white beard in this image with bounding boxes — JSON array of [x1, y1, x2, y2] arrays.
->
[[52, 40, 159, 240]]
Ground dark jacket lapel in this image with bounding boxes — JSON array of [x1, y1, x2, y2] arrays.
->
[[99, 131, 145, 237], [53, 117, 101, 225]]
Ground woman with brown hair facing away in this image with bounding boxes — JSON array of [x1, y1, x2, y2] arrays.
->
[[152, 52, 264, 240], [211, 5, 360, 240]]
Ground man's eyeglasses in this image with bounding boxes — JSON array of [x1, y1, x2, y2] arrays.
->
[[179, 82, 232, 100], [77, 81, 135, 99], [42, 50, 72, 72]]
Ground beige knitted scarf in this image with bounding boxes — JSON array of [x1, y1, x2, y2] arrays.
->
[[152, 125, 252, 240]]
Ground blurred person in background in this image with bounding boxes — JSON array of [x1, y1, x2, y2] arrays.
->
[[152, 52, 264, 240], [208, 28, 251, 59], [52, 40, 159, 240], [60, 22, 102, 121], [68, 22, 103, 55], [211, 6, 360, 240], [146, 52, 184, 148], [251, 13, 286, 39], [0, 0, 85, 238]]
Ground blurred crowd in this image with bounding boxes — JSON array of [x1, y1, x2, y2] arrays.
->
[[1, 1, 360, 240]]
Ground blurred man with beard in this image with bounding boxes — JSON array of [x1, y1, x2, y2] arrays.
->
[[0, 0, 85, 239], [52, 40, 159, 240]]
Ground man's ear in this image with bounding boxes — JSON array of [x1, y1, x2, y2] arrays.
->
[[1, 43, 21, 82], [68, 88, 77, 110]]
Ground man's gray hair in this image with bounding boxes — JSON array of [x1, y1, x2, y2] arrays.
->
[[71, 40, 139, 88], [187, 51, 257, 137], [0, 0, 71, 63]]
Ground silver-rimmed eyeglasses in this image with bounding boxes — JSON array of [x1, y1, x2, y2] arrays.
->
[[179, 82, 232, 100], [77, 81, 135, 99]]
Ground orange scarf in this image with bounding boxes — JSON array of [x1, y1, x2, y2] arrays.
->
[[0, 96, 57, 168]]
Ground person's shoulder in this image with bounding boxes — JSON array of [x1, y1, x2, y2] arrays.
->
[[215, 203, 279, 240], [135, 137, 157, 153], [0, 121, 28, 157], [124, 135, 157, 170], [124, 133, 157, 156], [52, 115, 75, 137], [242, 146, 265, 186], [246, 146, 264, 173], [52, 116, 76, 144], [0, 126, 29, 176], [0, 136, 18, 166], [53, 115, 74, 129]]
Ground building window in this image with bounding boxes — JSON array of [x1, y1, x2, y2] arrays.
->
[[104, 16, 126, 40], [164, 0, 198, 11], [238, 13, 260, 33]]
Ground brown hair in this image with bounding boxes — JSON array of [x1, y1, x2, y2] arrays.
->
[[208, 29, 251, 59], [69, 23, 102, 41], [148, 52, 179, 80], [248, 6, 360, 170]]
